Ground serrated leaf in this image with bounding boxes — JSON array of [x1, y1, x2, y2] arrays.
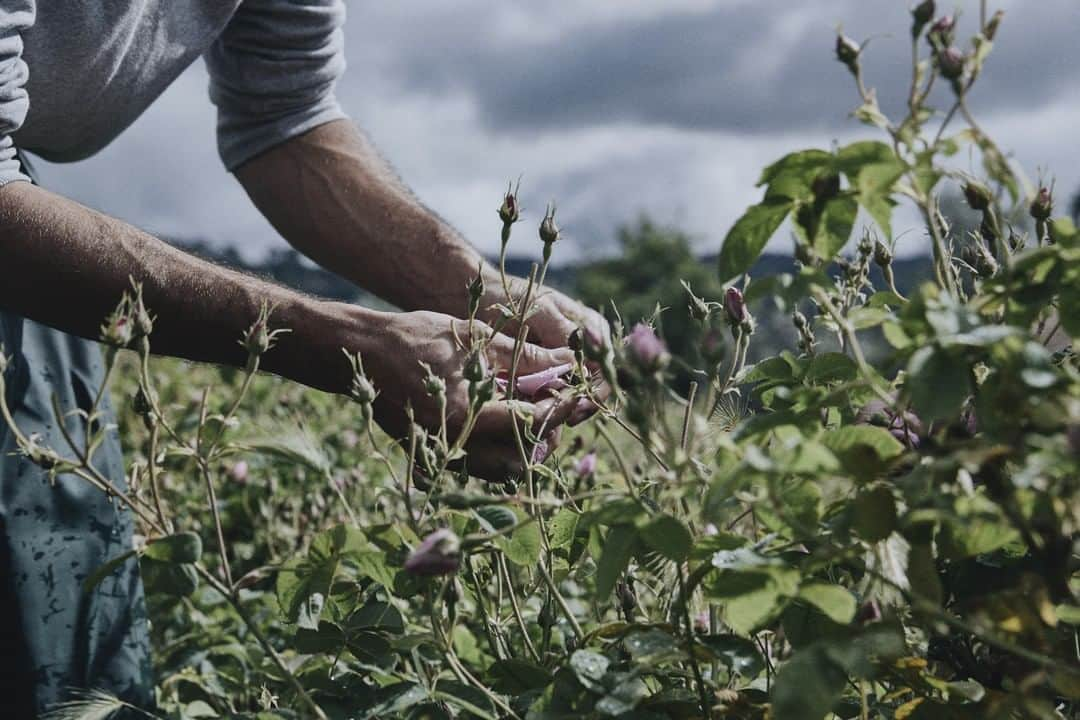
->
[[548, 508, 580, 551], [498, 509, 541, 567], [144, 532, 202, 564], [798, 583, 857, 624], [595, 525, 638, 601], [718, 199, 793, 282], [639, 515, 692, 562]]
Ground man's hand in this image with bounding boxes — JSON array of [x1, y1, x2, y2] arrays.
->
[[328, 306, 578, 482]]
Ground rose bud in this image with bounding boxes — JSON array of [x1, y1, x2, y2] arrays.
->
[[404, 528, 461, 577], [497, 184, 520, 226], [573, 451, 597, 480], [963, 180, 992, 211], [938, 46, 965, 80], [912, 0, 935, 37], [229, 460, 249, 484], [101, 312, 134, 348], [531, 437, 553, 465], [835, 33, 860, 73], [1030, 186, 1053, 221], [723, 287, 748, 327], [984, 9, 1004, 41], [682, 280, 711, 322], [463, 347, 488, 383], [626, 322, 669, 371], [873, 240, 893, 268], [928, 14, 956, 46], [539, 203, 560, 246]]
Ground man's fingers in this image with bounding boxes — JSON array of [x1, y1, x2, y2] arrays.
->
[[471, 394, 578, 439], [486, 332, 575, 375], [464, 425, 562, 484]]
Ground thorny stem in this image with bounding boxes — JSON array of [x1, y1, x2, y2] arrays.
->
[[536, 561, 585, 641], [197, 388, 234, 589], [676, 568, 712, 719], [498, 554, 542, 663]]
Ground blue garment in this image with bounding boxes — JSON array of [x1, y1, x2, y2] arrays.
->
[[0, 156, 154, 716]]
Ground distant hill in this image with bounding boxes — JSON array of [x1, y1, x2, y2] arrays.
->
[[170, 238, 932, 308]]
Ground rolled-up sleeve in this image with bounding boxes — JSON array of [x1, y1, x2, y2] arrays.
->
[[206, 0, 347, 171], [0, 2, 34, 187]]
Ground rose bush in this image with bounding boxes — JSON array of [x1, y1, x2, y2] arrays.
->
[[5, 4, 1079, 720]]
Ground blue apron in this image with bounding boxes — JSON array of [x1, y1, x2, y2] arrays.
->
[[0, 153, 153, 716]]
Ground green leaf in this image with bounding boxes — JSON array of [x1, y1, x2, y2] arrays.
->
[[853, 485, 898, 543], [144, 532, 203, 564], [141, 557, 199, 597], [486, 659, 554, 694], [805, 352, 858, 384], [718, 199, 793, 282], [798, 584, 857, 624], [498, 510, 541, 567], [82, 549, 138, 594], [548, 508, 580, 551], [294, 621, 345, 654], [758, 149, 834, 188], [814, 195, 859, 260], [835, 141, 895, 176], [595, 525, 638, 601], [906, 346, 970, 423], [771, 646, 847, 720], [475, 506, 517, 532], [348, 600, 405, 634], [700, 634, 765, 678], [822, 426, 905, 480], [639, 515, 692, 562], [569, 649, 610, 691]]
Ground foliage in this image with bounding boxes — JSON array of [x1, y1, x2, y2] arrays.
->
[[1, 5, 1079, 720]]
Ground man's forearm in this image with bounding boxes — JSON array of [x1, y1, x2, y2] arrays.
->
[[0, 181, 377, 393], [235, 119, 490, 318]]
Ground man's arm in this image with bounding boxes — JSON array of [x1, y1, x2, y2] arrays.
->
[[234, 119, 609, 348], [0, 181, 363, 393], [0, 181, 576, 480]]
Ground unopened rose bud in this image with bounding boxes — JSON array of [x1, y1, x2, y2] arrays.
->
[[682, 281, 710, 322], [463, 347, 488, 383], [938, 46, 965, 80], [723, 287, 748, 327], [984, 9, 1004, 41], [539, 203, 560, 246], [497, 184, 520, 226], [873, 240, 894, 268], [792, 309, 808, 331], [229, 460, 249, 484], [963, 180, 992, 211], [928, 14, 956, 46], [404, 528, 461, 577], [419, 362, 446, 400], [468, 375, 495, 406], [835, 33, 860, 73], [616, 578, 638, 619], [912, 0, 936, 37], [468, 268, 485, 314], [573, 451, 597, 480], [101, 312, 134, 348], [1030, 186, 1053, 221], [626, 323, 669, 371], [581, 325, 608, 362]]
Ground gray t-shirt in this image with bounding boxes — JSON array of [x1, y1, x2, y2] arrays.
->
[[0, 0, 347, 186]]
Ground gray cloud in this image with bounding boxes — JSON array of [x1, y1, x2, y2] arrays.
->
[[30, 1, 1080, 266], [384, 0, 1080, 135]]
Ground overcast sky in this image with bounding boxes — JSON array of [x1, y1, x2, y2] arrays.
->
[[31, 0, 1080, 264]]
